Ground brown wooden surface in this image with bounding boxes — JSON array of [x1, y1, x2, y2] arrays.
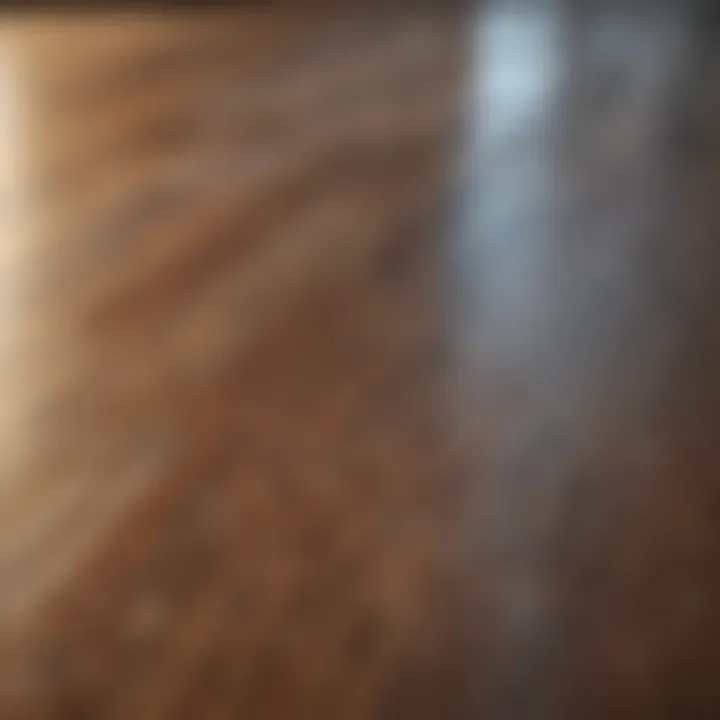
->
[[1, 1, 720, 717]]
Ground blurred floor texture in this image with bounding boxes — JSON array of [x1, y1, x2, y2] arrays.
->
[[1, 0, 720, 717]]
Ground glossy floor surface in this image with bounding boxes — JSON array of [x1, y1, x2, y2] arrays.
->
[[2, 0, 720, 717]]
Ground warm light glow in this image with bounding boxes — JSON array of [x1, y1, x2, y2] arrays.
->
[[0, 32, 28, 482]]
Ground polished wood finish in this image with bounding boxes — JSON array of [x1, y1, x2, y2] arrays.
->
[[2, 1, 720, 717]]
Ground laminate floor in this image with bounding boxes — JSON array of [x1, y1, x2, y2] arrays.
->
[[1, 1, 720, 717]]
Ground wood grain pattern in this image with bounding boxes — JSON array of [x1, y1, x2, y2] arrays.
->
[[2, 1, 720, 718], [0, 6, 471, 718]]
